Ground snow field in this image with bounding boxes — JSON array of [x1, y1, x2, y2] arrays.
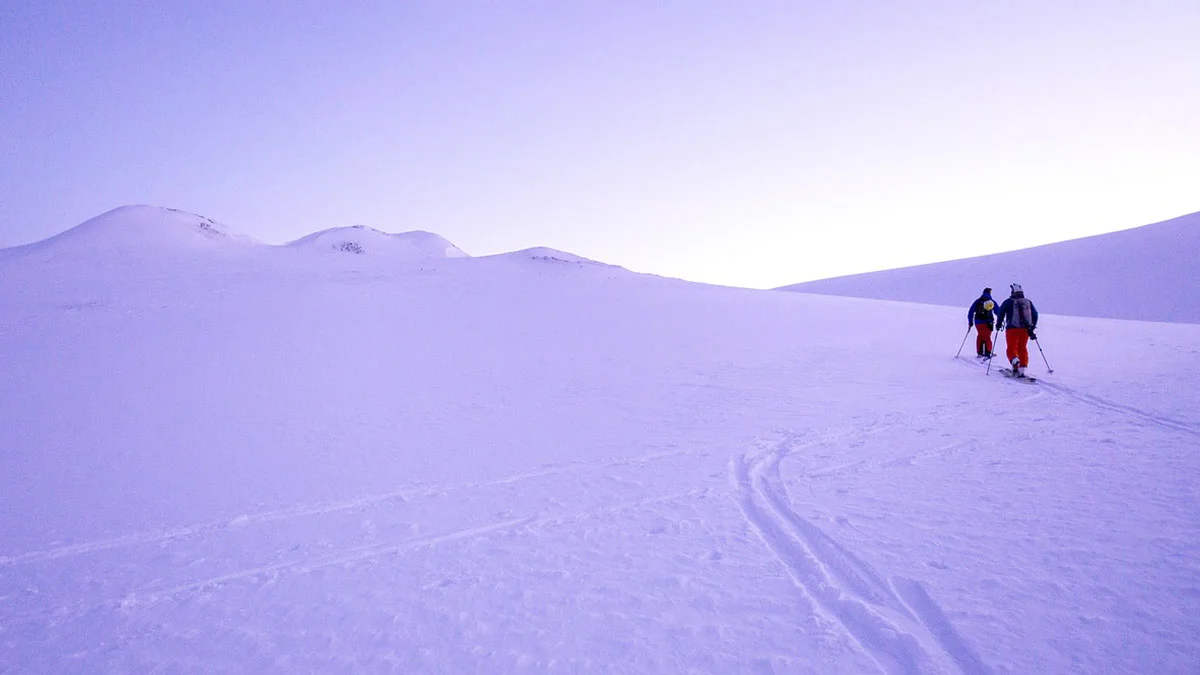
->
[[2, 214, 1199, 673]]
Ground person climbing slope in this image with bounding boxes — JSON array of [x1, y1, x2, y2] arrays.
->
[[996, 283, 1039, 377], [967, 287, 998, 358]]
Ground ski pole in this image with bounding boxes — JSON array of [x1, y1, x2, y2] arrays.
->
[[1033, 335, 1054, 373], [955, 325, 972, 358], [987, 326, 1004, 376]]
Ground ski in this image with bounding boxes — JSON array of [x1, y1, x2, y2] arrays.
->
[[1000, 368, 1037, 382]]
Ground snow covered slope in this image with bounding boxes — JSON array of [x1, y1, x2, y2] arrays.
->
[[2, 210, 1200, 673], [778, 210, 1200, 324]]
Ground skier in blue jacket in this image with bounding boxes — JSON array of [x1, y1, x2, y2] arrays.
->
[[967, 287, 998, 357]]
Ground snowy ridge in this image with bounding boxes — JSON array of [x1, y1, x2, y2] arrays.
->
[[2, 205, 265, 259], [511, 247, 597, 264], [0, 207, 631, 274], [287, 226, 468, 260], [486, 246, 613, 266], [778, 210, 1200, 324]]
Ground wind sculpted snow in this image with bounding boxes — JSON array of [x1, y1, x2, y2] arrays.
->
[[2, 210, 1200, 673]]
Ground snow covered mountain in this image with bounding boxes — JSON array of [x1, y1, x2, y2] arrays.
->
[[1, 206, 475, 270], [778, 210, 1200, 324], [491, 246, 605, 265], [1, 205, 265, 260], [287, 226, 468, 260], [2, 206, 1199, 673]]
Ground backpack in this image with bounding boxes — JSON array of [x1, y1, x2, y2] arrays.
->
[[974, 299, 995, 324], [1012, 297, 1034, 328]]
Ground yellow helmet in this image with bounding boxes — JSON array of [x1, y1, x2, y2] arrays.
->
[[983, 300, 995, 311]]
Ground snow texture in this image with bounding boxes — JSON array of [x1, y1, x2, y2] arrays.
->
[[1, 206, 1199, 673], [778, 210, 1200, 324]]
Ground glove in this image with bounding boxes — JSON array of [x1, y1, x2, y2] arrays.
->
[[996, 323, 1004, 332], [1028, 328, 1037, 340]]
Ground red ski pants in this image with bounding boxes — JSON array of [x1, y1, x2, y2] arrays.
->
[[974, 324, 993, 355], [1006, 327, 1030, 367]]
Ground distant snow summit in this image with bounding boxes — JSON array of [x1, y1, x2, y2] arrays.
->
[[6, 205, 264, 258], [287, 226, 468, 260], [0, 205, 627, 274]]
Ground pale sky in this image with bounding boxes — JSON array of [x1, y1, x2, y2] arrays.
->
[[2, 1, 1197, 288]]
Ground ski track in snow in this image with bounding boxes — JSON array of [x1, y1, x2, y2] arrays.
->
[[0, 515, 533, 625], [135, 515, 539, 603], [956, 356, 1199, 436], [3, 482, 711, 625], [891, 577, 990, 675], [0, 448, 693, 567], [137, 486, 710, 606], [1037, 381, 1200, 436], [734, 431, 990, 675]]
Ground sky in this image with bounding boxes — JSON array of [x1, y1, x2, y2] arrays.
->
[[2, 1, 1198, 289]]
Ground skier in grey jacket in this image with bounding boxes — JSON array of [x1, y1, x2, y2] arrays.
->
[[995, 283, 1039, 377]]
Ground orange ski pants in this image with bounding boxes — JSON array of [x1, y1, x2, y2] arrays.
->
[[1006, 327, 1030, 367], [974, 324, 993, 355]]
